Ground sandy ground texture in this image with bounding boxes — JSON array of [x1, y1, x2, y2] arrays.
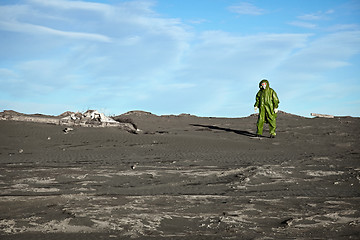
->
[[0, 111, 359, 239]]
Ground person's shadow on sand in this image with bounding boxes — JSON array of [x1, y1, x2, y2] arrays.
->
[[191, 124, 258, 137]]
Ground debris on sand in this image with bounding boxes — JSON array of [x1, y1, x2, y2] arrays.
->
[[60, 110, 139, 134], [281, 218, 294, 227], [60, 110, 119, 126], [0, 109, 139, 134], [63, 127, 74, 134], [311, 113, 334, 118]]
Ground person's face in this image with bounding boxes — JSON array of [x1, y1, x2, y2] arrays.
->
[[261, 82, 267, 89]]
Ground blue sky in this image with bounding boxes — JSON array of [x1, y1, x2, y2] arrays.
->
[[0, 0, 359, 117]]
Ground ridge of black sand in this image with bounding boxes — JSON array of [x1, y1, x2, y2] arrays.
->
[[0, 112, 359, 239]]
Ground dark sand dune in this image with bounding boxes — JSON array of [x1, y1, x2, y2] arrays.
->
[[0, 111, 359, 239]]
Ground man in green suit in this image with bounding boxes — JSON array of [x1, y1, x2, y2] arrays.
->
[[254, 79, 279, 138]]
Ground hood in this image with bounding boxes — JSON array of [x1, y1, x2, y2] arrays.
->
[[259, 79, 270, 89]]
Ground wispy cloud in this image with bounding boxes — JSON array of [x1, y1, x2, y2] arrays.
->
[[288, 21, 317, 29], [0, 20, 112, 42], [298, 10, 334, 21], [289, 9, 335, 29], [0, 0, 191, 111], [188, 18, 209, 25], [282, 30, 360, 72], [28, 0, 114, 15], [327, 24, 360, 31], [228, 2, 265, 16]]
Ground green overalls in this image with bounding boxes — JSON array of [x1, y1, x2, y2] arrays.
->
[[254, 80, 279, 136]]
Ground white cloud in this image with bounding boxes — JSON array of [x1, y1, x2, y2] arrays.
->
[[228, 2, 265, 16], [163, 31, 312, 116], [184, 31, 309, 78], [28, 0, 114, 15], [288, 21, 317, 29], [298, 13, 322, 21], [327, 24, 360, 31], [0, 0, 191, 105], [188, 18, 209, 25], [290, 9, 335, 30], [297, 10, 334, 21], [0, 68, 18, 78], [0, 20, 112, 42], [280, 31, 360, 73], [271, 30, 360, 116]]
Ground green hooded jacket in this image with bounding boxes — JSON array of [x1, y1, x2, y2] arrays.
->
[[254, 79, 279, 123]]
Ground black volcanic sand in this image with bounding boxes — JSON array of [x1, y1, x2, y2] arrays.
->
[[0, 112, 359, 239]]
